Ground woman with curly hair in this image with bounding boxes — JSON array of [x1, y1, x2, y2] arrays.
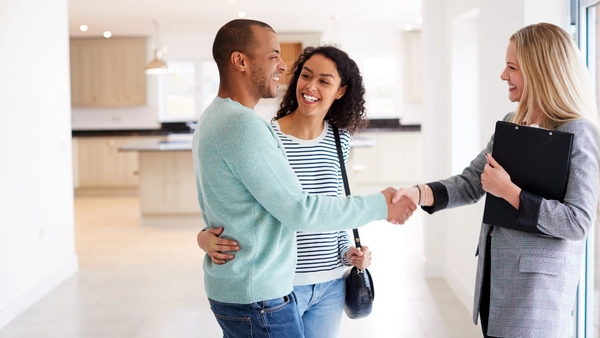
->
[[198, 45, 372, 337]]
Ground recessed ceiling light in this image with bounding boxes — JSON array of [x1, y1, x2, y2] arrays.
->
[[417, 17, 423, 23], [103, 31, 112, 38], [238, 11, 247, 18], [405, 24, 413, 31], [79, 25, 88, 32]]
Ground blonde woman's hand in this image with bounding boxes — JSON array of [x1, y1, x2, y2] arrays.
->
[[481, 153, 521, 208], [391, 186, 419, 205]]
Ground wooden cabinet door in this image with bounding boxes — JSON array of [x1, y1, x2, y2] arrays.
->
[[138, 151, 200, 214], [348, 132, 424, 191], [280, 42, 303, 85], [70, 38, 147, 107], [70, 42, 103, 105], [76, 136, 141, 188], [115, 39, 147, 105]]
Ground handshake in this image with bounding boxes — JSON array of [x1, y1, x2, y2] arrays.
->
[[381, 186, 424, 225]]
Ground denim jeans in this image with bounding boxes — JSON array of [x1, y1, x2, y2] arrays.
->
[[294, 277, 346, 338], [208, 292, 304, 338]]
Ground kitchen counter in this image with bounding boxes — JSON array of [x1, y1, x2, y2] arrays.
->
[[119, 134, 377, 152], [119, 138, 193, 152], [119, 131, 378, 226], [73, 119, 420, 137]]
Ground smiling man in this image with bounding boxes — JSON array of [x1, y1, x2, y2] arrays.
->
[[192, 19, 415, 337]]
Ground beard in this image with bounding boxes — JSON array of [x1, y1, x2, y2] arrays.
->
[[250, 66, 276, 99]]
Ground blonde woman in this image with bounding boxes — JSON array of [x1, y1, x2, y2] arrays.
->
[[395, 23, 600, 337]]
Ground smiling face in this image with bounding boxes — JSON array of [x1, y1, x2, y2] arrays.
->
[[295, 54, 347, 119], [500, 41, 525, 103], [248, 26, 287, 99]]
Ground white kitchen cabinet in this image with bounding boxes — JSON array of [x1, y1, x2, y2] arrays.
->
[[348, 131, 423, 194], [74, 136, 164, 191], [70, 38, 147, 107]]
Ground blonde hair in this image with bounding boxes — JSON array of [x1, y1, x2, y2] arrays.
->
[[509, 22, 599, 129]]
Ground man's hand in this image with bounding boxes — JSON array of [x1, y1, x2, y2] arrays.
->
[[381, 187, 417, 224], [197, 227, 240, 264], [346, 245, 372, 270]]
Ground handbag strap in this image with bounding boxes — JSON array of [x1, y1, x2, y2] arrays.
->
[[332, 126, 362, 249]]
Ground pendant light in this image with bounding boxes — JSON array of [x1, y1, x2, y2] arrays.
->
[[145, 19, 169, 74]]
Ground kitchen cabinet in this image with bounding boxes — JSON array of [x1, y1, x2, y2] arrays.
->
[[117, 137, 201, 226], [70, 38, 147, 107], [138, 151, 200, 215], [280, 42, 303, 85], [348, 131, 423, 194], [74, 136, 164, 192]]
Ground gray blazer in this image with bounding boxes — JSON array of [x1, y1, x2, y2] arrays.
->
[[426, 114, 600, 337]]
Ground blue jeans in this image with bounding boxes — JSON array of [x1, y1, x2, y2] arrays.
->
[[208, 292, 304, 338], [294, 277, 346, 338]]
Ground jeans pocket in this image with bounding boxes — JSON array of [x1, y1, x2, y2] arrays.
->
[[211, 310, 252, 338], [254, 294, 292, 313]]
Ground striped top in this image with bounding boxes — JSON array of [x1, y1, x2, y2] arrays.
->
[[271, 120, 353, 286]]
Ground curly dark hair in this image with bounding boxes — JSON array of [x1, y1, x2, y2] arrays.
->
[[274, 45, 368, 135]]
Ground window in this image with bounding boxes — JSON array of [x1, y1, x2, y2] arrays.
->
[[164, 61, 197, 122], [363, 57, 397, 118], [199, 60, 219, 113], [158, 60, 219, 123]]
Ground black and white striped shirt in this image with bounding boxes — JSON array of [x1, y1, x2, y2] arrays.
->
[[271, 120, 353, 286]]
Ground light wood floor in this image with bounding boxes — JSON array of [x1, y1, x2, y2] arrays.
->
[[0, 196, 481, 338]]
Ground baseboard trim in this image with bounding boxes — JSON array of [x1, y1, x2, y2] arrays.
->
[[445, 267, 474, 315], [74, 188, 138, 197], [0, 255, 78, 330]]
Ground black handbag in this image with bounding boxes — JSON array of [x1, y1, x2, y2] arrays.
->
[[333, 126, 375, 319]]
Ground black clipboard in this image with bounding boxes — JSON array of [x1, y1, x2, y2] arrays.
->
[[482, 121, 573, 235]]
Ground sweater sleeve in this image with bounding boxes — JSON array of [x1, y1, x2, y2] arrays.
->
[[216, 113, 387, 232]]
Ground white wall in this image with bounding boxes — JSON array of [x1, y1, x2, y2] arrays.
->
[[421, 0, 568, 313], [333, 22, 423, 123], [0, 0, 78, 329]]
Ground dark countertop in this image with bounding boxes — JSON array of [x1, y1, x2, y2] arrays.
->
[[72, 122, 192, 137], [72, 119, 420, 137], [119, 135, 378, 152]]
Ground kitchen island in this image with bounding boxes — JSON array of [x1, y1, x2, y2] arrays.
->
[[119, 135, 201, 227], [119, 134, 379, 226]]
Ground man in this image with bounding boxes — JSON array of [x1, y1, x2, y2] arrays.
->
[[192, 19, 415, 337]]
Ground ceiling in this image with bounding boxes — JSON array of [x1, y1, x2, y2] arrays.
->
[[68, 0, 422, 38]]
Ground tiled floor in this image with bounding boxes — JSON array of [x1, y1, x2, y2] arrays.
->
[[0, 196, 482, 338]]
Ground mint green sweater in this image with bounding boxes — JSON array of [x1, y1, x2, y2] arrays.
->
[[192, 97, 387, 304]]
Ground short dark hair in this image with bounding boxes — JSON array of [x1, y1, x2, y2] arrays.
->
[[275, 46, 368, 135], [212, 19, 274, 72]]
